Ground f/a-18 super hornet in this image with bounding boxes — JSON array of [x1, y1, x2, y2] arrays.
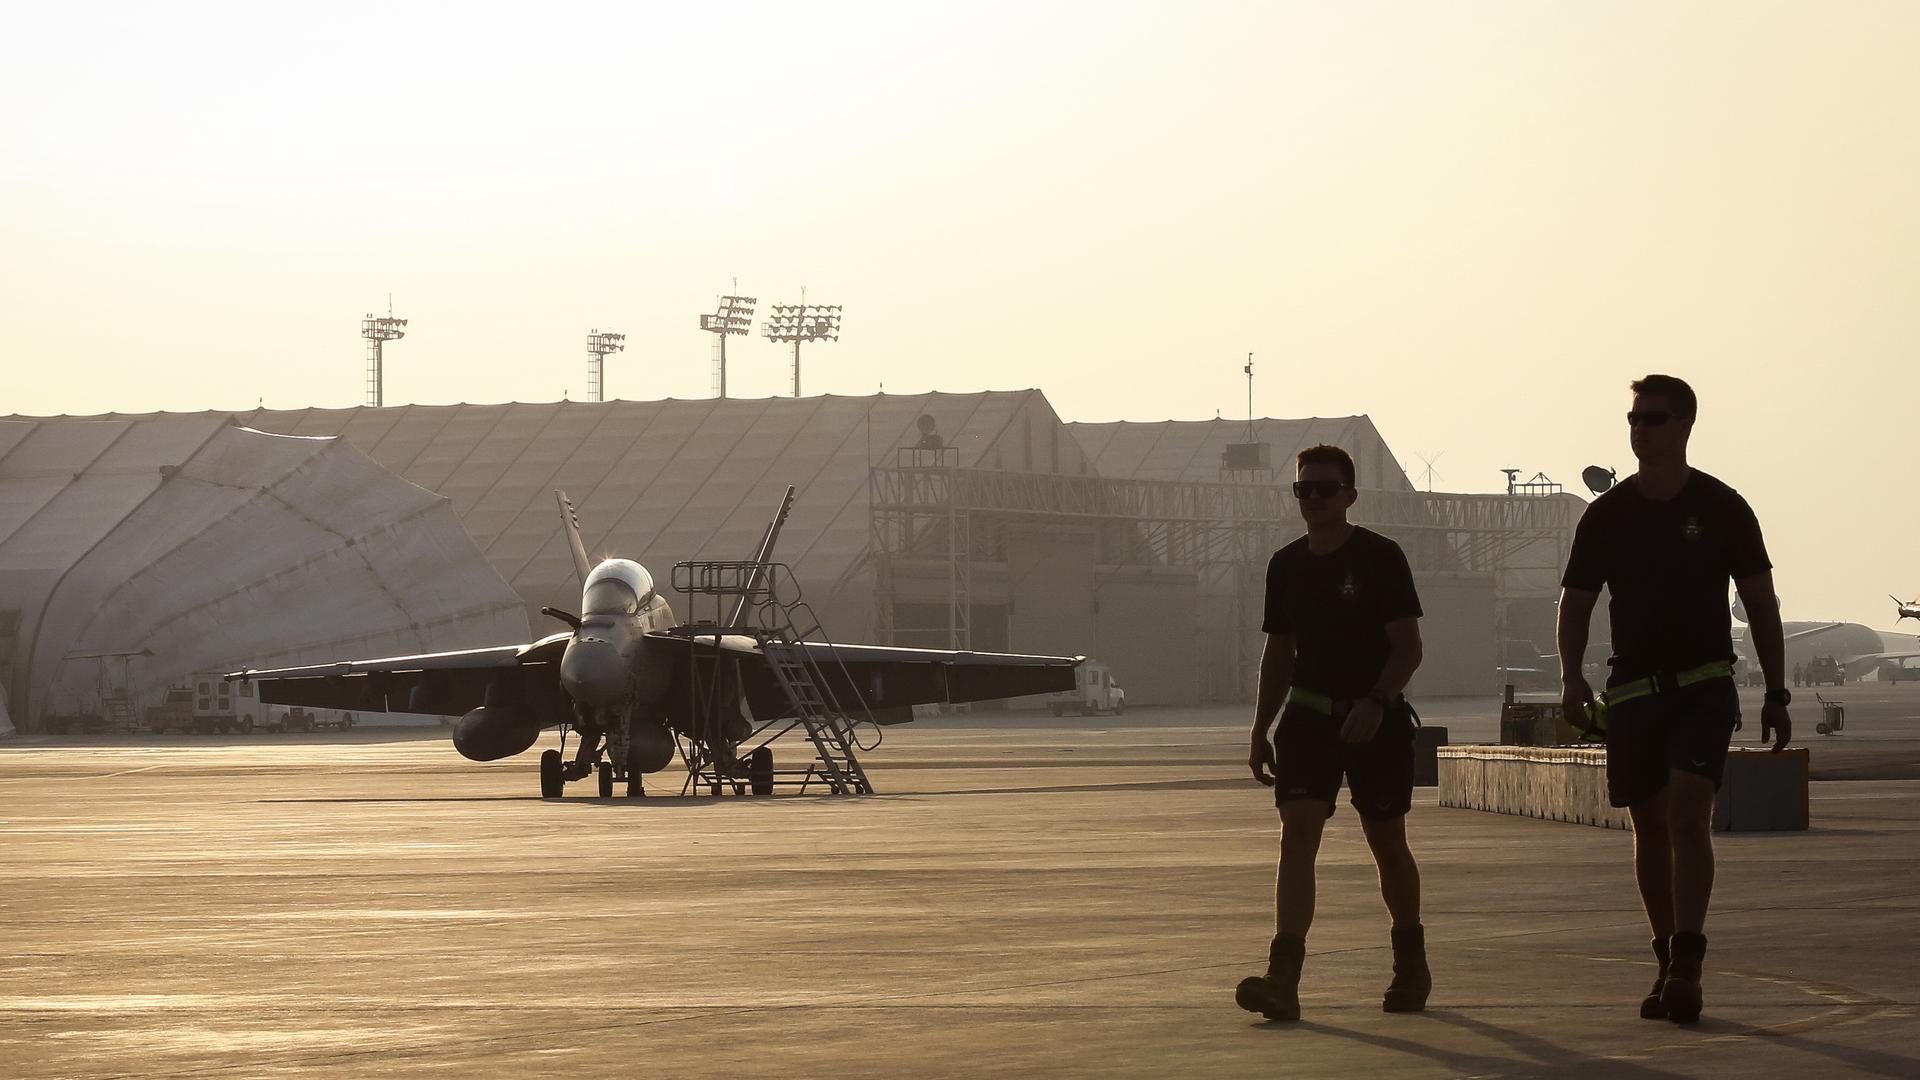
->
[[227, 488, 1081, 798]]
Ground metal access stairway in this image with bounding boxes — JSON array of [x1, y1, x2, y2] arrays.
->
[[758, 639, 872, 795], [670, 558, 879, 796]]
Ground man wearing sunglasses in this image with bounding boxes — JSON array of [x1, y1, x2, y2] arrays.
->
[[1238, 444, 1427, 1022], [1556, 374, 1789, 1025]]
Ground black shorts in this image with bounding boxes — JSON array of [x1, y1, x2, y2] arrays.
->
[[1272, 701, 1416, 820], [1604, 675, 1741, 808]]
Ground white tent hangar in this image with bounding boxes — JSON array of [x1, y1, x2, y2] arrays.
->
[[15, 393, 1576, 706], [0, 416, 529, 733]]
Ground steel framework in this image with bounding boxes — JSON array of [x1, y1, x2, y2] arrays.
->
[[866, 455, 1580, 697], [361, 310, 407, 408], [699, 292, 755, 398], [586, 329, 625, 402]]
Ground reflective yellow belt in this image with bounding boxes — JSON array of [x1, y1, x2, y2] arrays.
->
[[1289, 689, 1342, 716], [1604, 659, 1736, 707]]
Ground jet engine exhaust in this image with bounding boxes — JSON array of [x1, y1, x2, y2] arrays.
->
[[453, 705, 544, 762]]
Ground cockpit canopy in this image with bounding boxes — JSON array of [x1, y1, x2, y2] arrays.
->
[[581, 559, 655, 616]]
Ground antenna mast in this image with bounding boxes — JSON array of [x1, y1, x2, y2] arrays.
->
[[1243, 353, 1255, 442]]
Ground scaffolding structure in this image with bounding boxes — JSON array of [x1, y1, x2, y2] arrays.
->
[[868, 459, 1579, 699]]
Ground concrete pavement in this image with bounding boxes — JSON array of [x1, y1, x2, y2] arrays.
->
[[2, 698, 1916, 1078]]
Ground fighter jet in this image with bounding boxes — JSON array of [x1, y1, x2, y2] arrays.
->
[[1891, 595, 1920, 623], [228, 488, 1082, 798]]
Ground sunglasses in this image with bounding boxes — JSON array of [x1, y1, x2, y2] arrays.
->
[[1626, 410, 1679, 427], [1292, 480, 1349, 499]]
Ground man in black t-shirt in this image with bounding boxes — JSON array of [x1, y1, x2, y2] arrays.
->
[[1236, 444, 1428, 1023], [1557, 374, 1792, 1026]]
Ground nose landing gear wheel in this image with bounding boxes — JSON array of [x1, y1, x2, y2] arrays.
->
[[749, 747, 775, 796], [597, 762, 614, 798], [539, 749, 564, 798]]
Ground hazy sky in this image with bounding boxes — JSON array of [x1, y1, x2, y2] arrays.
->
[[4, 2, 1918, 629]]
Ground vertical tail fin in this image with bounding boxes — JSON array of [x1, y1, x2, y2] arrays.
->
[[729, 485, 797, 627], [556, 490, 594, 586]]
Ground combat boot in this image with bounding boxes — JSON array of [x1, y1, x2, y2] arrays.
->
[[1659, 932, 1707, 1024], [1235, 933, 1305, 1021], [1640, 937, 1670, 1020], [1382, 923, 1432, 1013]]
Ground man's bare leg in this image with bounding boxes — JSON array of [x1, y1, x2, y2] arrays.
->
[[1664, 770, 1717, 932], [1659, 769, 1717, 1023], [1276, 799, 1329, 937], [1360, 813, 1430, 1011], [1628, 789, 1676, 1019], [1627, 789, 1676, 937], [1238, 799, 1327, 1021], [1358, 813, 1421, 927]]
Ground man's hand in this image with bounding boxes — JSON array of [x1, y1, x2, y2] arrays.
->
[[1341, 698, 1385, 744], [1249, 730, 1277, 786], [1761, 701, 1791, 753], [1562, 676, 1595, 726]]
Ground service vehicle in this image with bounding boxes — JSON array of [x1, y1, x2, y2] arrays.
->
[[1047, 661, 1126, 716], [1804, 655, 1846, 687], [265, 706, 358, 732], [148, 675, 265, 734]]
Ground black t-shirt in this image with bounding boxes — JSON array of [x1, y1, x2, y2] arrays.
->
[[1262, 526, 1424, 698], [1561, 469, 1771, 676]]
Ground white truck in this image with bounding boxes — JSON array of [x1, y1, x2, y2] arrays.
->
[[1047, 662, 1126, 716], [147, 676, 266, 734], [145, 676, 352, 734]]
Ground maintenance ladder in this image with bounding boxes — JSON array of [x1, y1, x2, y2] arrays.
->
[[671, 560, 877, 796]]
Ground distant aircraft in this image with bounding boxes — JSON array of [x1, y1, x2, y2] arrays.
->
[[1891, 595, 1920, 623], [229, 488, 1081, 798], [1729, 593, 1920, 683]]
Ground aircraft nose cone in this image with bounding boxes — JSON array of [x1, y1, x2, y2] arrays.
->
[[561, 638, 627, 706]]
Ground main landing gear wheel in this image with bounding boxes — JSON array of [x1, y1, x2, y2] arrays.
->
[[539, 749, 564, 799], [749, 747, 775, 796], [597, 762, 614, 798]]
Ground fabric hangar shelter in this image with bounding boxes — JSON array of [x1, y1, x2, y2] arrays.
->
[[0, 415, 528, 734]]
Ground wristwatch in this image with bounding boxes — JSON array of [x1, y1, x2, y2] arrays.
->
[[1764, 688, 1791, 707]]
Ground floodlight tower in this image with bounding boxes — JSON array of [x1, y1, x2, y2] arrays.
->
[[698, 288, 755, 398], [762, 295, 842, 397], [361, 306, 408, 408], [586, 329, 625, 402]]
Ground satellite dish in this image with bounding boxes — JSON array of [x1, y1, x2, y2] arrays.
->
[[1582, 465, 1617, 495]]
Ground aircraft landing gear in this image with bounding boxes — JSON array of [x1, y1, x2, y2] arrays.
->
[[749, 746, 774, 796], [543, 708, 658, 799]]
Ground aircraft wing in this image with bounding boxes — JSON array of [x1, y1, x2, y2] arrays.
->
[[1784, 623, 1849, 644], [225, 633, 571, 718], [1843, 651, 1920, 677], [671, 633, 1083, 724]]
